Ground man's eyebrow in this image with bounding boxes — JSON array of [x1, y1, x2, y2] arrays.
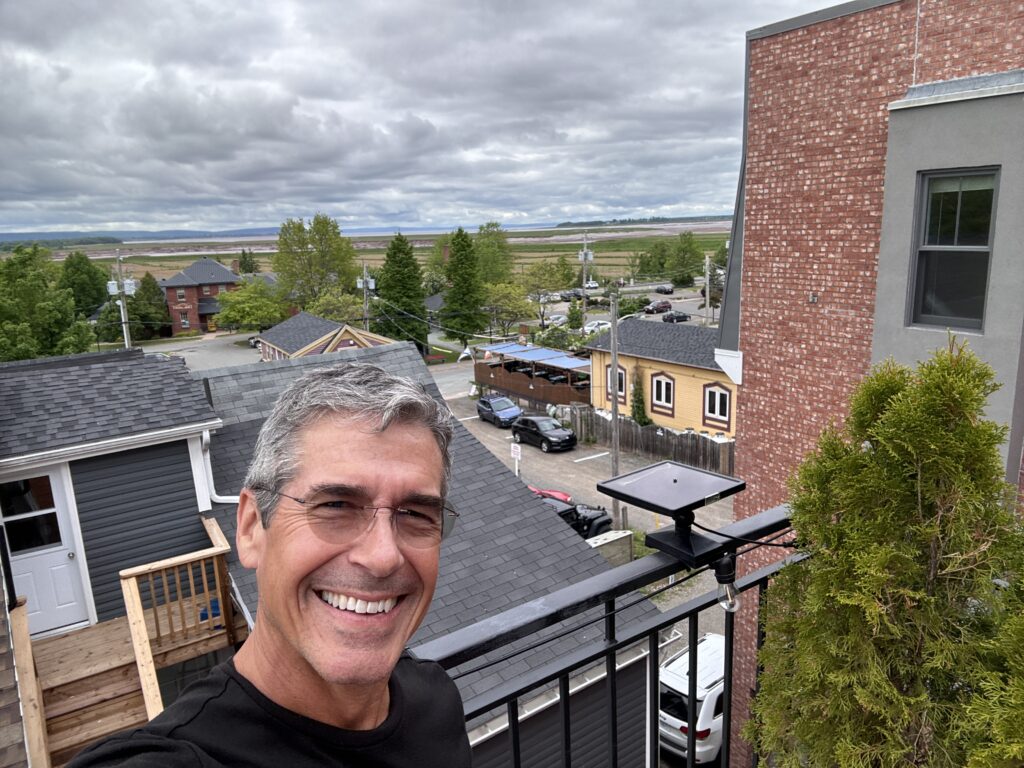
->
[[301, 484, 443, 507], [302, 483, 366, 499]]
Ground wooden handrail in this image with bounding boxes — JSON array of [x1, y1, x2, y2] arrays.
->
[[118, 516, 237, 719], [9, 598, 51, 767]]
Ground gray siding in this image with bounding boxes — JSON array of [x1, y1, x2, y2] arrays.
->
[[872, 88, 1024, 476], [71, 441, 209, 621]]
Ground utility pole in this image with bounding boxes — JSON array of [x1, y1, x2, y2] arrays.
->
[[609, 291, 622, 529], [356, 263, 375, 331], [704, 251, 712, 327], [578, 232, 593, 330], [106, 249, 136, 349]]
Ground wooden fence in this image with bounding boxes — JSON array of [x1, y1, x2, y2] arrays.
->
[[567, 406, 735, 476]]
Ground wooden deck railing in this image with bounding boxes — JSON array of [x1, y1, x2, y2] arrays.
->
[[119, 517, 236, 719], [9, 598, 51, 767]]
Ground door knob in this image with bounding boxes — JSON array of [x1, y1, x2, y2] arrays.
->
[[68, 552, 76, 559]]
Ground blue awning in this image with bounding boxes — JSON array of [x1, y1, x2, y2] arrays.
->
[[540, 356, 591, 371], [512, 348, 564, 362]]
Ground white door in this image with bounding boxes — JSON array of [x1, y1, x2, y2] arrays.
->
[[1, 468, 89, 635]]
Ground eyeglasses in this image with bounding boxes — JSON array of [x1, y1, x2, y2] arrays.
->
[[251, 486, 458, 549]]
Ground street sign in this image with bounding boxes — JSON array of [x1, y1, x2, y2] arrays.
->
[[510, 443, 522, 461]]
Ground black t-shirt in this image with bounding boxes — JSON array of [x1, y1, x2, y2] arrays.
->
[[69, 655, 471, 767]]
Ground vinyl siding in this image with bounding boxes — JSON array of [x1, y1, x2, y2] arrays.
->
[[70, 441, 208, 621]]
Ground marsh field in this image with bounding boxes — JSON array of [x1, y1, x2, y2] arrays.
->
[[52, 220, 731, 282]]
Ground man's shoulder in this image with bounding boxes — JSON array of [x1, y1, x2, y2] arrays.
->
[[68, 731, 212, 768]]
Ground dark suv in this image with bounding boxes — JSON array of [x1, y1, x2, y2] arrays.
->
[[539, 498, 613, 539], [476, 394, 523, 427], [655, 284, 675, 295], [511, 415, 577, 452]]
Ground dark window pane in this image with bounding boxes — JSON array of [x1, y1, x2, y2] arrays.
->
[[926, 188, 959, 245], [6, 512, 62, 553], [0, 476, 55, 518], [915, 250, 988, 327], [958, 187, 993, 246]]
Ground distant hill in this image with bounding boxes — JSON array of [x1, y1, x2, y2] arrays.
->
[[554, 215, 732, 228]]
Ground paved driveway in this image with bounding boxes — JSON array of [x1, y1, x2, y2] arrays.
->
[[144, 332, 262, 370]]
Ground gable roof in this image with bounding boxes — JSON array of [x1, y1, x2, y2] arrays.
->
[[0, 349, 220, 468], [196, 344, 656, 701], [258, 311, 341, 355], [160, 257, 239, 288], [586, 318, 722, 372]]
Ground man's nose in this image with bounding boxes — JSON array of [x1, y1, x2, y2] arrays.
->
[[348, 509, 405, 576]]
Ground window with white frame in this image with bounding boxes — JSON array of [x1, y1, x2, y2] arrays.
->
[[912, 170, 996, 330], [704, 384, 730, 425], [606, 365, 625, 402], [202, 285, 211, 295], [176, 288, 185, 301], [179, 311, 190, 329], [651, 373, 674, 413]]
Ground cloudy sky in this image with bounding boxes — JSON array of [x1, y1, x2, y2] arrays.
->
[[1, 0, 829, 233]]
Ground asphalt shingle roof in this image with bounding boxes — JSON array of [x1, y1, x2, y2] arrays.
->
[[586, 318, 722, 371], [257, 311, 341, 354], [0, 349, 219, 461], [161, 257, 239, 288], [197, 344, 657, 701]]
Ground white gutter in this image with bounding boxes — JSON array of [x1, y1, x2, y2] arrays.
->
[[201, 430, 241, 505], [0, 420, 223, 475]]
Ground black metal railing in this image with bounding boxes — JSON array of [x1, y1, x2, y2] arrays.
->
[[413, 543, 803, 768]]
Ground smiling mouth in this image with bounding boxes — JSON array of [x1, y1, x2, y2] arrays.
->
[[318, 589, 398, 615]]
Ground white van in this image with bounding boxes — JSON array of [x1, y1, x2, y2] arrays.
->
[[658, 633, 726, 764]]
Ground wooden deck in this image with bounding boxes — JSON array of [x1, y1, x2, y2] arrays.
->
[[32, 596, 248, 767]]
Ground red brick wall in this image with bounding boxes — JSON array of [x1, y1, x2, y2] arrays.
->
[[166, 286, 200, 334], [730, 2, 1024, 764]]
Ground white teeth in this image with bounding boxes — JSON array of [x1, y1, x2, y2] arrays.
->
[[320, 590, 397, 615]]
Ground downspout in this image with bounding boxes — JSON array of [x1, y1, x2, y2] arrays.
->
[[201, 430, 240, 505]]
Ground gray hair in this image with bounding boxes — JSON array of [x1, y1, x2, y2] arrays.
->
[[243, 363, 454, 527]]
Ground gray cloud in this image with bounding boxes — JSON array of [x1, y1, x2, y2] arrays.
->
[[0, 0, 827, 232]]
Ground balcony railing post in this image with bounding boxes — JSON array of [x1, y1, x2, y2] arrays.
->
[[687, 615, 698, 768], [722, 608, 736, 768]]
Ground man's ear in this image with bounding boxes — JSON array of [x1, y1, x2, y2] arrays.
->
[[236, 488, 266, 569]]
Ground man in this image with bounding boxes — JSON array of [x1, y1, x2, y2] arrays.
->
[[72, 364, 472, 767]]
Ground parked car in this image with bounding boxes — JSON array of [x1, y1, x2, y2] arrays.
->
[[659, 633, 726, 764], [655, 284, 675, 295], [584, 279, 599, 290], [528, 485, 573, 504], [539, 497, 612, 539], [560, 287, 587, 302], [644, 300, 672, 314], [247, 336, 261, 348], [476, 394, 523, 427], [511, 415, 577, 452], [548, 314, 568, 327], [583, 320, 611, 334], [662, 310, 692, 323]]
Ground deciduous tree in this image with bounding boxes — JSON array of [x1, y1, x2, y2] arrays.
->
[[474, 222, 515, 284], [374, 233, 428, 351], [484, 283, 532, 336], [214, 278, 289, 330], [749, 339, 1023, 768], [272, 213, 358, 308], [0, 245, 93, 359], [518, 261, 560, 326], [307, 287, 364, 326], [438, 227, 486, 347], [58, 251, 109, 318]]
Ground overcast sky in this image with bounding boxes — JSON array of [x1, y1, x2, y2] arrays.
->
[[1, 1, 829, 233]]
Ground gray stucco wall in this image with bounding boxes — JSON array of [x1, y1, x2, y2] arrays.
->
[[71, 441, 209, 621], [872, 89, 1024, 478]]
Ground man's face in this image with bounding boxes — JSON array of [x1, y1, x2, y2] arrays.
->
[[238, 414, 444, 691]]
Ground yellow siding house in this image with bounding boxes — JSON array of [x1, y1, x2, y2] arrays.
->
[[585, 318, 736, 437]]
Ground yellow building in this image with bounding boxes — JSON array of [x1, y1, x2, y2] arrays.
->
[[585, 318, 736, 437]]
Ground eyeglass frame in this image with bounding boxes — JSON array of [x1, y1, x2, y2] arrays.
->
[[248, 485, 459, 547]]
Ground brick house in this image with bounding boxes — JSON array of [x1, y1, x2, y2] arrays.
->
[[716, 2, 1024, 764], [160, 257, 240, 334]]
